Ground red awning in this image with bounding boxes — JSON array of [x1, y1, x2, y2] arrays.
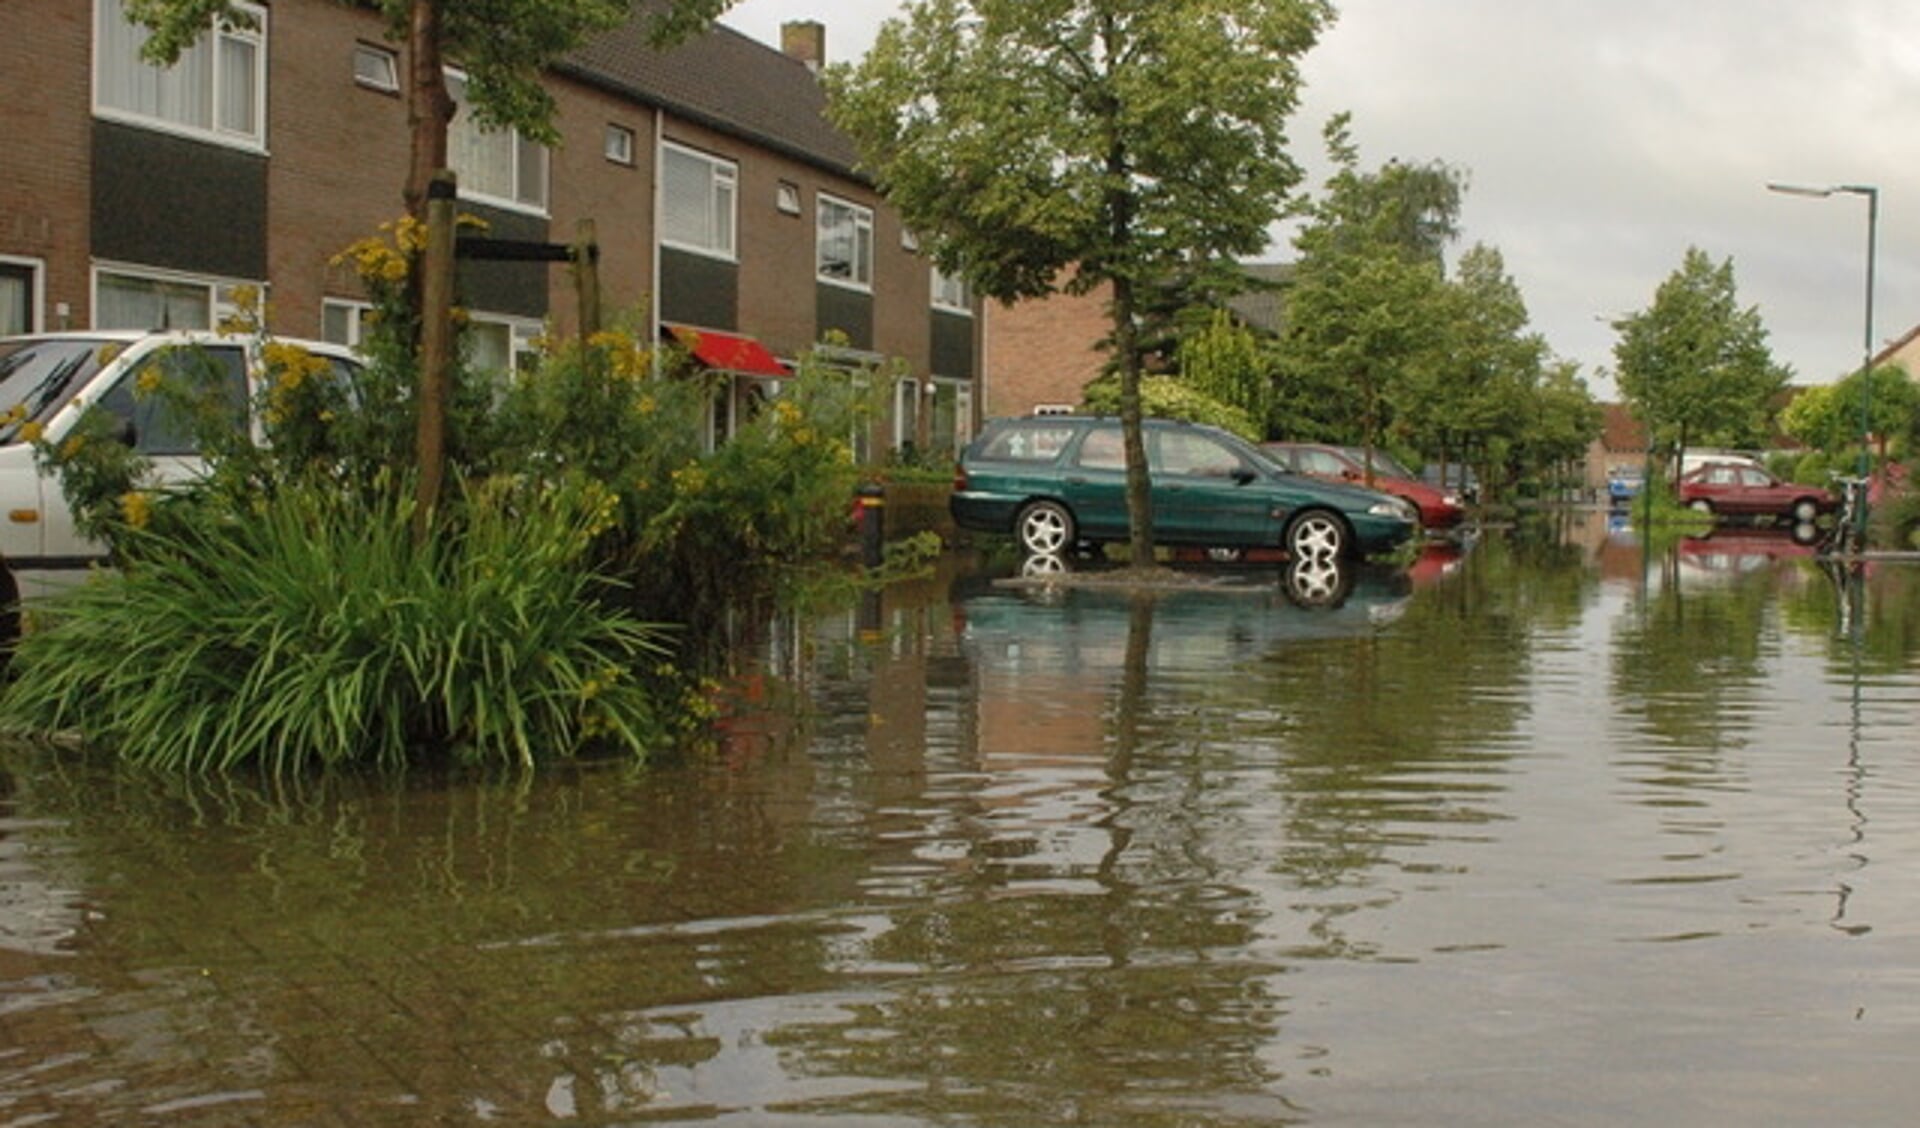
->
[[664, 324, 788, 378]]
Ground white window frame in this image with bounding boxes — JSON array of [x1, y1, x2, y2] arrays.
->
[[931, 267, 972, 314], [352, 43, 399, 93], [604, 124, 635, 166], [816, 194, 874, 290], [93, 0, 267, 151], [892, 377, 921, 452], [467, 313, 543, 380], [659, 141, 738, 260], [321, 298, 374, 348], [0, 255, 46, 335], [446, 69, 548, 215], [91, 263, 257, 331]]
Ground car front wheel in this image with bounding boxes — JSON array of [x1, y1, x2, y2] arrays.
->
[[1016, 500, 1076, 556], [1791, 498, 1821, 523], [1689, 499, 1714, 515], [1285, 509, 1348, 562]]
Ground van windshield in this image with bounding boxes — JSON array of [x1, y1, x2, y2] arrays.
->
[[0, 338, 115, 444]]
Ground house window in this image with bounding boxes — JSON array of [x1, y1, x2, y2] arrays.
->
[[1, 259, 41, 335], [322, 299, 373, 347], [604, 124, 635, 166], [448, 70, 547, 212], [893, 377, 921, 453], [467, 315, 542, 380], [94, 0, 266, 148], [353, 43, 398, 92], [932, 267, 971, 313], [661, 142, 737, 258], [817, 195, 873, 289], [93, 267, 256, 330]]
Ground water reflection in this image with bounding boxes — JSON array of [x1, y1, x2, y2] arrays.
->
[[3, 532, 1920, 1123]]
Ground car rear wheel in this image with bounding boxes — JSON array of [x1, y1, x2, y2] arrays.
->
[[1791, 498, 1821, 523], [1285, 509, 1348, 562], [1016, 500, 1076, 556]]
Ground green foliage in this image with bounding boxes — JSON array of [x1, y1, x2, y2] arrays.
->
[[1177, 308, 1274, 434], [1612, 246, 1790, 454], [1, 475, 675, 773], [1080, 375, 1261, 441], [828, 0, 1333, 559], [1277, 130, 1463, 449]]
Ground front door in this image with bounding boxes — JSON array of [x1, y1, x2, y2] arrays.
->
[[1151, 429, 1271, 544]]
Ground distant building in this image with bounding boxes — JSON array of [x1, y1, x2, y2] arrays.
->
[[0, 0, 981, 456]]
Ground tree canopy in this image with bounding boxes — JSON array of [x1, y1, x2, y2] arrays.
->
[[828, 0, 1334, 563], [1611, 246, 1790, 459]]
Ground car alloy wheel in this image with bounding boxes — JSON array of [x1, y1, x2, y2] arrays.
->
[[1285, 510, 1347, 562], [1016, 500, 1075, 556]]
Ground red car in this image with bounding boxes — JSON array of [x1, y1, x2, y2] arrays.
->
[[1262, 442, 1466, 531], [1676, 461, 1835, 523]]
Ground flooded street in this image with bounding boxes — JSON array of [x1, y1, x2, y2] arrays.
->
[[5, 515, 1920, 1125]]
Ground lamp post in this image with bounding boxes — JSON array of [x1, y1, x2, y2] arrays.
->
[[1767, 181, 1878, 480]]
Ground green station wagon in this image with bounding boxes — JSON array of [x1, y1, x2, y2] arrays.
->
[[951, 416, 1417, 560]]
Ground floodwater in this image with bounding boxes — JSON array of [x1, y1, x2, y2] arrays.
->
[[5, 512, 1920, 1126]]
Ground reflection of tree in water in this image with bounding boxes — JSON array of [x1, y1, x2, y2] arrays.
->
[[1610, 551, 1778, 756], [759, 592, 1294, 1125], [0, 753, 868, 1122]]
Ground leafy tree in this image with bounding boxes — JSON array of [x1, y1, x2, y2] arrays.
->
[[1403, 244, 1546, 488], [1611, 247, 1790, 465], [1513, 359, 1604, 494], [123, 0, 734, 212], [828, 0, 1333, 566], [1176, 308, 1274, 432], [1277, 123, 1463, 455]]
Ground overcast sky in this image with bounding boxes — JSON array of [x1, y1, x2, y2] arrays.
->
[[721, 0, 1920, 400]]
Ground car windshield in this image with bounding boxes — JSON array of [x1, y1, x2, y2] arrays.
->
[[0, 338, 117, 444]]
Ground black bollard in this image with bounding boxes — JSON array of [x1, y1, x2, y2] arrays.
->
[[855, 483, 885, 568]]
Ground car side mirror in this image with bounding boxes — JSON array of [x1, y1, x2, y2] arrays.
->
[[1232, 467, 1257, 485]]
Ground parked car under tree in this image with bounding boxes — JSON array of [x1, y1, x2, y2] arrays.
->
[[950, 416, 1417, 561]]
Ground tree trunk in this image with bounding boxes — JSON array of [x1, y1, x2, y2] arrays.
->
[[413, 175, 456, 544], [1114, 272, 1153, 567], [404, 0, 453, 218]]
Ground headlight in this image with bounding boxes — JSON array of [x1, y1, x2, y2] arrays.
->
[[1368, 499, 1416, 522], [1442, 492, 1460, 507]]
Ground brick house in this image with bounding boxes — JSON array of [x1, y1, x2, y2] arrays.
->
[[981, 262, 1293, 421], [0, 0, 980, 456]]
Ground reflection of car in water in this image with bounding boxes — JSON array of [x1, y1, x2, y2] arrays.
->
[[952, 554, 1413, 676], [1677, 525, 1819, 579]]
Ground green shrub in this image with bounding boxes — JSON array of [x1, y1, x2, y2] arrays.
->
[[2, 475, 673, 773], [1079, 374, 1261, 441]]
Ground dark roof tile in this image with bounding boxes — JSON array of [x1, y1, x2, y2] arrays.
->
[[559, 3, 862, 179]]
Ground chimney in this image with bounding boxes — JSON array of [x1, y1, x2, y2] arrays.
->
[[781, 20, 825, 74]]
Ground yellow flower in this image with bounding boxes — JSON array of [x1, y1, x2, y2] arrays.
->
[[20, 421, 44, 444], [0, 403, 26, 426], [60, 435, 85, 459], [135, 368, 163, 396], [119, 491, 152, 529]]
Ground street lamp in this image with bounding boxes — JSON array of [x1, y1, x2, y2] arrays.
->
[[1767, 181, 1878, 480]]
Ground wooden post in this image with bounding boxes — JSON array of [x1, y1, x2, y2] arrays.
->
[[414, 171, 456, 544], [573, 218, 601, 340]]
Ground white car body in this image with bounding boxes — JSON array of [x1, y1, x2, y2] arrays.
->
[[0, 330, 362, 599]]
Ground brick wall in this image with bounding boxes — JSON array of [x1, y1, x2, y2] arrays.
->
[[982, 280, 1111, 420], [0, 0, 95, 328]]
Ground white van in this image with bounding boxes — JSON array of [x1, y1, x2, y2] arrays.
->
[[0, 330, 363, 605], [1678, 449, 1765, 477]]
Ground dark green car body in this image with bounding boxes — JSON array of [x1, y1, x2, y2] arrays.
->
[[950, 416, 1417, 559]]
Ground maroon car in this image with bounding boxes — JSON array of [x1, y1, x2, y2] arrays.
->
[[1676, 461, 1836, 523], [1263, 442, 1466, 531]]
